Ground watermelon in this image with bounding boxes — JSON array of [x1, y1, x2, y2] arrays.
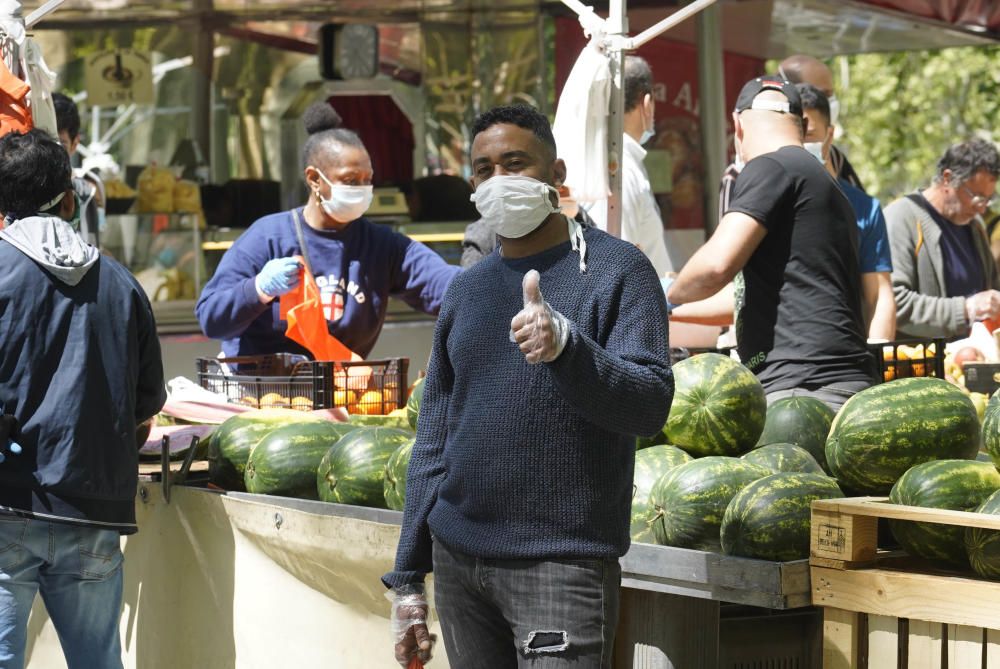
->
[[635, 430, 670, 451], [407, 377, 425, 431], [631, 445, 693, 543], [208, 409, 324, 491], [741, 443, 824, 474], [383, 437, 416, 511], [982, 393, 1000, 469], [757, 396, 835, 471], [347, 414, 411, 430], [662, 353, 767, 457], [721, 472, 843, 561], [965, 489, 1000, 579], [244, 422, 359, 499], [317, 427, 414, 507], [826, 378, 980, 495], [889, 459, 1000, 566], [648, 456, 770, 551]]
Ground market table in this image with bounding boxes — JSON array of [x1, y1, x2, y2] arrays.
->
[[24, 483, 819, 668]]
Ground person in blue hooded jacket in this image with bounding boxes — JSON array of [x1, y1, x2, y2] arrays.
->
[[0, 129, 165, 669], [196, 102, 460, 359]]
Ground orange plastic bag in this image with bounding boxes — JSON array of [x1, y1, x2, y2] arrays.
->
[[279, 262, 358, 362], [0, 58, 32, 138]]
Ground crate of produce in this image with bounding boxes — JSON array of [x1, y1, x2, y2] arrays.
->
[[196, 354, 409, 415], [809, 496, 1000, 668], [868, 338, 945, 383]]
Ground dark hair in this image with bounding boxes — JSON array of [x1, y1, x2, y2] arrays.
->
[[0, 129, 72, 216], [300, 101, 366, 169], [795, 83, 830, 126], [52, 92, 81, 140], [935, 138, 1000, 184], [624, 55, 653, 112], [471, 104, 556, 155]]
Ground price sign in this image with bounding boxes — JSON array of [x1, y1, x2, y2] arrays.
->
[[84, 49, 154, 106]]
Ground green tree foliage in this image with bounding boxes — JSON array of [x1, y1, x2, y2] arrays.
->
[[831, 47, 1000, 206]]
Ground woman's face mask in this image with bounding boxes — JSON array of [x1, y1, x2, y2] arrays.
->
[[469, 174, 560, 238], [314, 169, 373, 223]]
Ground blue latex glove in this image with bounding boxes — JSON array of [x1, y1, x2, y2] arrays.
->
[[660, 276, 681, 312], [255, 258, 302, 298]]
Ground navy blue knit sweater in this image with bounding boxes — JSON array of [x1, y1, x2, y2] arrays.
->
[[384, 227, 673, 588]]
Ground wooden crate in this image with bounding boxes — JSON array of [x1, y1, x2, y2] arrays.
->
[[809, 496, 1000, 668]]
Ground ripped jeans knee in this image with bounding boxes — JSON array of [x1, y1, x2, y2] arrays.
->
[[523, 630, 569, 655]]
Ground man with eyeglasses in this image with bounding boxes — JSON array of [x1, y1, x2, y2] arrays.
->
[[884, 138, 1000, 339]]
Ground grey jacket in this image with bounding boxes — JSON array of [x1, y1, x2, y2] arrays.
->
[[883, 195, 1000, 339]]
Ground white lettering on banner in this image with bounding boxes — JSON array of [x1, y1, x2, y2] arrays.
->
[[316, 273, 366, 321], [673, 83, 699, 115]]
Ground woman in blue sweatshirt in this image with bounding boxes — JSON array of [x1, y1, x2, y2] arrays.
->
[[196, 103, 460, 359]]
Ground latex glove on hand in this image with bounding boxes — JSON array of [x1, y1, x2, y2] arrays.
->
[[965, 289, 1000, 323], [255, 257, 302, 302], [0, 415, 21, 465], [510, 270, 570, 364], [390, 585, 434, 668]]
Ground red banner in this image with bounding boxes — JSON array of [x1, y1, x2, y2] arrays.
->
[[555, 18, 763, 231]]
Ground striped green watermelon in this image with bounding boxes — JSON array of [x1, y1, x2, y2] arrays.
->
[[741, 443, 824, 474], [407, 377, 425, 431], [826, 378, 980, 495], [244, 422, 359, 499], [757, 397, 835, 472], [889, 459, 1000, 566], [721, 472, 843, 561], [662, 353, 766, 457], [631, 445, 693, 543], [965, 489, 1000, 579], [383, 437, 416, 511], [649, 456, 770, 551], [635, 430, 670, 451], [982, 393, 1000, 469], [208, 409, 324, 491], [317, 427, 414, 507], [347, 414, 411, 430]]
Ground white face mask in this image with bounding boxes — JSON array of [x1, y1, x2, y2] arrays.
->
[[470, 174, 559, 239], [733, 135, 745, 170], [803, 141, 826, 165], [315, 170, 373, 222], [828, 96, 841, 127]]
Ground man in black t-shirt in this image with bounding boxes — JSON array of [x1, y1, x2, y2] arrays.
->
[[668, 77, 875, 410]]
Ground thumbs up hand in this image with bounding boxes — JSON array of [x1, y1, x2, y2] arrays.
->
[[510, 270, 571, 364]]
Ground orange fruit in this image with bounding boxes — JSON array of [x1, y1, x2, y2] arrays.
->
[[333, 388, 357, 408], [353, 390, 386, 415]]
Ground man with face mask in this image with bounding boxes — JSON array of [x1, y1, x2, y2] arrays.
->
[[583, 55, 673, 276], [669, 77, 876, 410], [883, 139, 1000, 339], [798, 83, 896, 341], [719, 55, 862, 223], [385, 104, 673, 669], [197, 102, 460, 359], [0, 129, 165, 668]]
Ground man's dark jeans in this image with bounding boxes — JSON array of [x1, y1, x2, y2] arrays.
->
[[432, 539, 620, 668]]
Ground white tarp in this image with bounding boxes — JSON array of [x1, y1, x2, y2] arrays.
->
[[25, 486, 448, 668]]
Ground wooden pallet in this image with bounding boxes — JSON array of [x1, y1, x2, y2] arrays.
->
[[809, 497, 1000, 668]]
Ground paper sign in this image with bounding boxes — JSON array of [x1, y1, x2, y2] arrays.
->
[[84, 49, 154, 106]]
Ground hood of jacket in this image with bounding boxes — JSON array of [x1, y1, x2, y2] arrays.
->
[[0, 215, 100, 286]]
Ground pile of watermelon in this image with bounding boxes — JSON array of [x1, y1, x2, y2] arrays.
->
[[206, 377, 425, 510], [632, 353, 1000, 568]]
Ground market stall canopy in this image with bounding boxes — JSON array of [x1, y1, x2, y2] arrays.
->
[[21, 0, 1000, 54], [622, 0, 998, 58]]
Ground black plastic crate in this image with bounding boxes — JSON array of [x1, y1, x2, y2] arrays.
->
[[196, 353, 409, 414], [963, 362, 1000, 394], [868, 338, 945, 383]]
